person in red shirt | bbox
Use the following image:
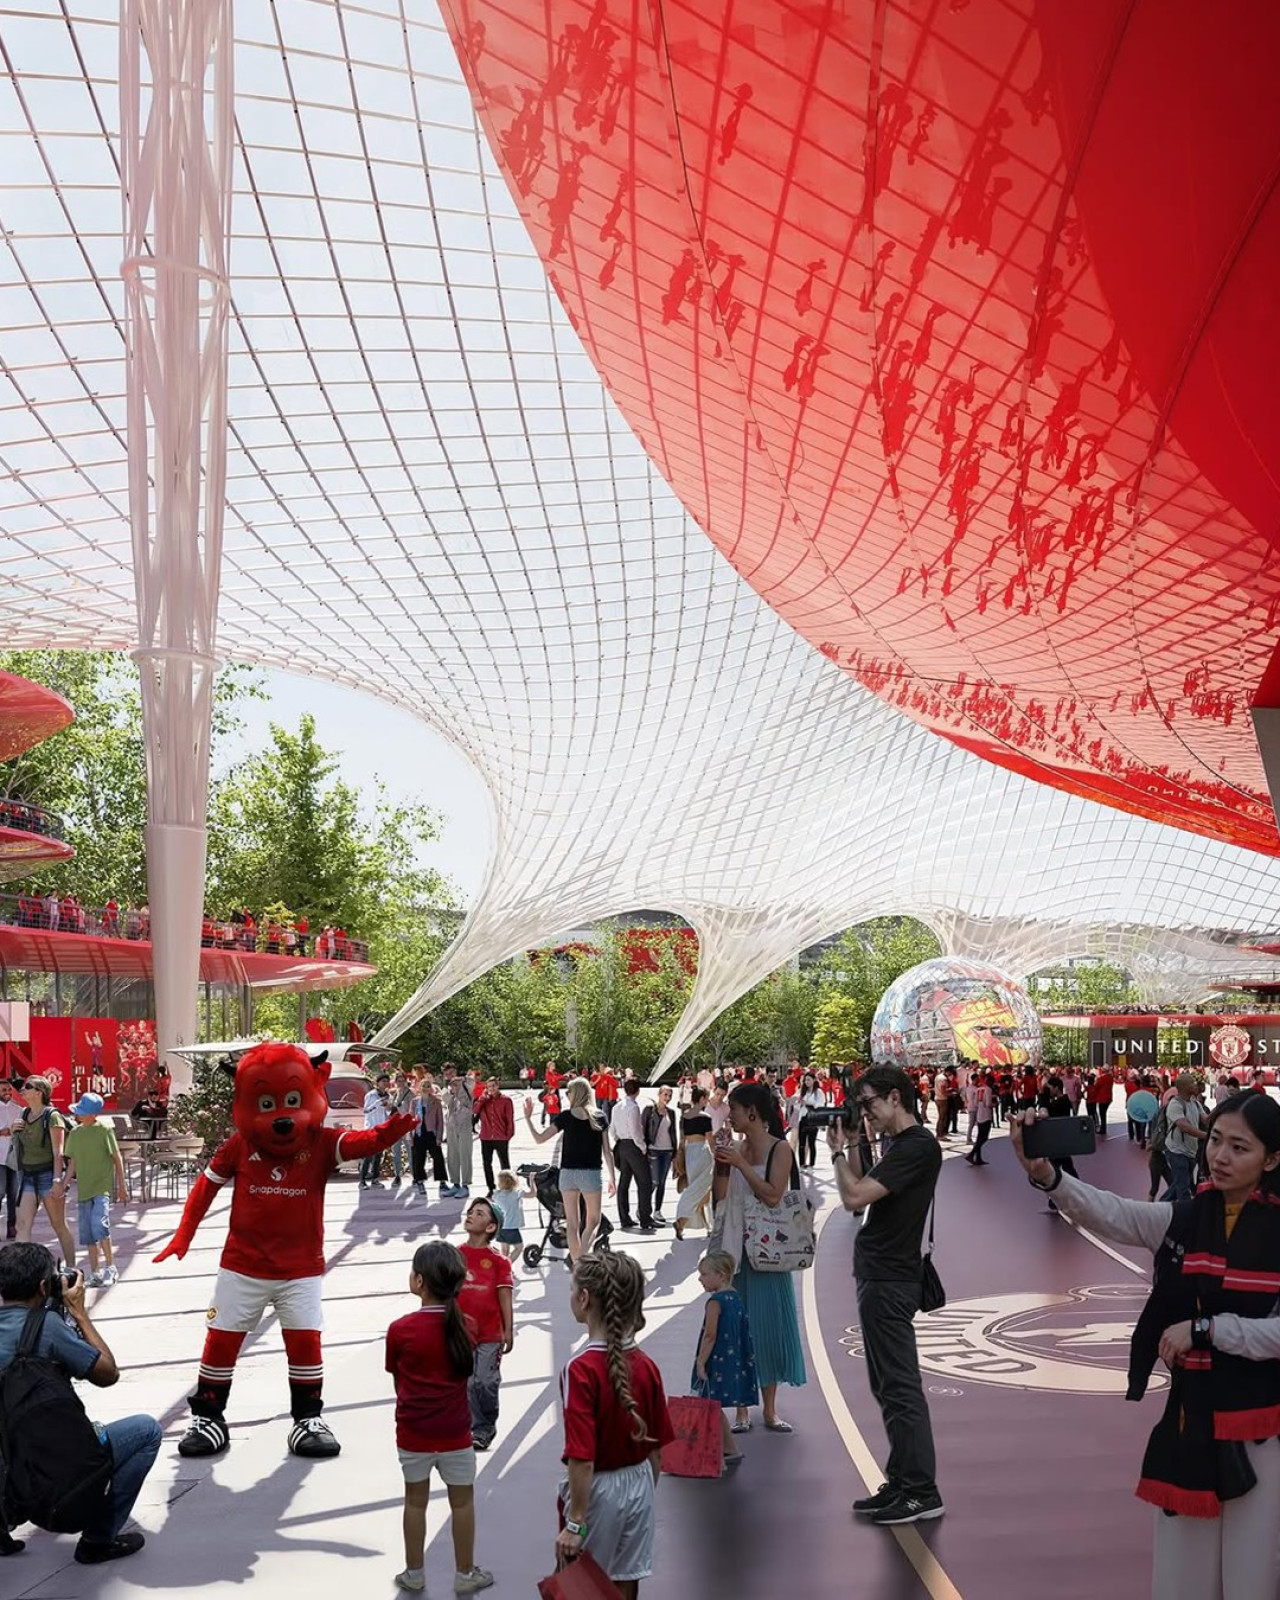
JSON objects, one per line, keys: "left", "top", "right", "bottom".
{"left": 385, "top": 1241, "right": 493, "bottom": 1595}
{"left": 557, "top": 1252, "right": 674, "bottom": 1598}
{"left": 592, "top": 1065, "right": 620, "bottom": 1126}
{"left": 458, "top": 1200, "right": 514, "bottom": 1453}
{"left": 1088, "top": 1068, "right": 1116, "bottom": 1137}
{"left": 475, "top": 1079, "right": 515, "bottom": 1195}
{"left": 541, "top": 1060, "right": 562, "bottom": 1127}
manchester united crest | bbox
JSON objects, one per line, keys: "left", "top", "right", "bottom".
{"left": 1209, "top": 1024, "right": 1251, "bottom": 1069}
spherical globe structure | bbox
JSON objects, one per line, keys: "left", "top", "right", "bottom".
{"left": 871, "top": 959, "right": 1042, "bottom": 1073}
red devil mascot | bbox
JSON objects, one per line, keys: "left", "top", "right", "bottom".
{"left": 155, "top": 1042, "right": 415, "bottom": 1459}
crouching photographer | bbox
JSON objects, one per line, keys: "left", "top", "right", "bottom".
{"left": 0, "top": 1241, "right": 161, "bottom": 1563}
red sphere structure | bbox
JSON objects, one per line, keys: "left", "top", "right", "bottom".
{"left": 442, "top": 0, "right": 1280, "bottom": 851}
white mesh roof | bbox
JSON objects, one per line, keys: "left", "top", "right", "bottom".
{"left": 2, "top": 0, "right": 1280, "bottom": 1068}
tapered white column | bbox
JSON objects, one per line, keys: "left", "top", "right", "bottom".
{"left": 120, "top": 0, "right": 233, "bottom": 1090}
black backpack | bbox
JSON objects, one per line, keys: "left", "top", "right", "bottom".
{"left": 0, "top": 1308, "right": 113, "bottom": 1533}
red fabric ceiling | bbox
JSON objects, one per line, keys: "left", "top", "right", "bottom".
{"left": 441, "top": 0, "right": 1280, "bottom": 852}
{"left": 0, "top": 670, "right": 73, "bottom": 763}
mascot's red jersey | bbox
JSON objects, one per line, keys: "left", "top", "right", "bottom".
{"left": 156, "top": 1041, "right": 415, "bottom": 1275}
{"left": 205, "top": 1129, "right": 345, "bottom": 1279}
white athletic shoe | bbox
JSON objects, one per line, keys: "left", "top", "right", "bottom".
{"left": 454, "top": 1569, "right": 494, "bottom": 1594}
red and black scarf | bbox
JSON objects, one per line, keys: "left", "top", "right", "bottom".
{"left": 1128, "top": 1185, "right": 1280, "bottom": 1517}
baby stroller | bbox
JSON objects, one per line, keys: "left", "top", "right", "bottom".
{"left": 517, "top": 1163, "right": 612, "bottom": 1268}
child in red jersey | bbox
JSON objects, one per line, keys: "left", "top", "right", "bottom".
{"left": 458, "top": 1199, "right": 514, "bottom": 1453}
{"left": 385, "top": 1242, "right": 493, "bottom": 1595}
{"left": 556, "top": 1251, "right": 674, "bottom": 1599}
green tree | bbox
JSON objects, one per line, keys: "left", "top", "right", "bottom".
{"left": 417, "top": 956, "right": 567, "bottom": 1076}
{"left": 209, "top": 714, "right": 460, "bottom": 1041}
{"left": 811, "top": 917, "right": 942, "bottom": 1048}
{"left": 0, "top": 649, "right": 260, "bottom": 905}
{"left": 810, "top": 993, "right": 867, "bottom": 1069}
{"left": 567, "top": 929, "right": 691, "bottom": 1078}
{"left": 691, "top": 979, "right": 776, "bottom": 1072}
{"left": 1030, "top": 959, "right": 1138, "bottom": 1013}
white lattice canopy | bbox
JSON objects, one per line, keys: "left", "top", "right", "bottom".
{"left": 2, "top": 0, "right": 1280, "bottom": 1075}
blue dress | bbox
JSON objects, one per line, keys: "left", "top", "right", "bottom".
{"left": 691, "top": 1289, "right": 759, "bottom": 1407}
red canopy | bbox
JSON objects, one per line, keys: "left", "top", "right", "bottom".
{"left": 445, "top": 0, "right": 1280, "bottom": 850}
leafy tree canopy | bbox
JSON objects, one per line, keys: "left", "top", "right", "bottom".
{"left": 0, "top": 649, "right": 260, "bottom": 906}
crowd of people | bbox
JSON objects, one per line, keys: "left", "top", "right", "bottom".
{"left": 7, "top": 1049, "right": 1280, "bottom": 1599}
{"left": 200, "top": 910, "right": 364, "bottom": 959}
{"left": 2, "top": 891, "right": 364, "bottom": 959}
{"left": 0, "top": 797, "right": 63, "bottom": 839}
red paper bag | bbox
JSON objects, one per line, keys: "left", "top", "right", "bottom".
{"left": 538, "top": 1551, "right": 623, "bottom": 1599}
{"left": 660, "top": 1393, "right": 724, "bottom": 1478}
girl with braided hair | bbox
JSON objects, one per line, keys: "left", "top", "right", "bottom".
{"left": 556, "top": 1251, "right": 674, "bottom": 1598}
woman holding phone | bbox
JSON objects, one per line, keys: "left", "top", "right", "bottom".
{"left": 1011, "top": 1092, "right": 1280, "bottom": 1600}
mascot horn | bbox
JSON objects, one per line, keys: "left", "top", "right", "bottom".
{"left": 155, "top": 1042, "right": 415, "bottom": 1459}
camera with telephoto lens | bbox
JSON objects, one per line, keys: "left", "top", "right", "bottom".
{"left": 804, "top": 1104, "right": 854, "bottom": 1128}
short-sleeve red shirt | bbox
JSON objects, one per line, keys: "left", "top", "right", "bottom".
{"left": 385, "top": 1306, "right": 472, "bottom": 1452}
{"left": 560, "top": 1343, "right": 674, "bottom": 1470}
{"left": 206, "top": 1126, "right": 345, "bottom": 1280}
{"left": 458, "top": 1244, "right": 514, "bottom": 1345}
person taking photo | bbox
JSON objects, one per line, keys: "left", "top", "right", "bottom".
{"left": 0, "top": 1241, "right": 161, "bottom": 1564}
{"left": 826, "top": 1066, "right": 943, "bottom": 1526}
{"left": 1010, "top": 1093, "right": 1280, "bottom": 1600}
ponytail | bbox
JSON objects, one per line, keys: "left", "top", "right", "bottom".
{"left": 573, "top": 1252, "right": 649, "bottom": 1443}
{"left": 411, "top": 1241, "right": 475, "bottom": 1378}
{"left": 728, "top": 1080, "right": 784, "bottom": 1138}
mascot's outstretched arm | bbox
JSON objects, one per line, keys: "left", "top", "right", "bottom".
{"left": 154, "top": 1169, "right": 222, "bottom": 1263}
{"left": 338, "top": 1111, "right": 416, "bottom": 1160}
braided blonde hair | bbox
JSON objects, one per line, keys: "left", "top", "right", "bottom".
{"left": 574, "top": 1251, "right": 650, "bottom": 1442}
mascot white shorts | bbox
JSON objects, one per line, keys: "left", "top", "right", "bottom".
{"left": 207, "top": 1269, "right": 324, "bottom": 1333}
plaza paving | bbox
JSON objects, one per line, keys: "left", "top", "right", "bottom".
{"left": 6, "top": 1109, "right": 1164, "bottom": 1599}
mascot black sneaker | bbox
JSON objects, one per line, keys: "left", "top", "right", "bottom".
{"left": 288, "top": 1417, "right": 341, "bottom": 1457}
{"left": 178, "top": 1416, "right": 230, "bottom": 1457}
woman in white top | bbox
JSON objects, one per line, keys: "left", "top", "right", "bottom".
{"left": 796, "top": 1073, "right": 827, "bottom": 1170}
{"left": 964, "top": 1073, "right": 994, "bottom": 1166}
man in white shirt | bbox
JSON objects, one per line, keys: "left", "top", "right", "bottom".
{"left": 360, "top": 1074, "right": 391, "bottom": 1189}
{"left": 0, "top": 1081, "right": 21, "bottom": 1239}
{"left": 611, "top": 1078, "right": 654, "bottom": 1232}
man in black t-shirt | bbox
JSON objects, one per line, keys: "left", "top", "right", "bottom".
{"left": 828, "top": 1065, "right": 943, "bottom": 1527}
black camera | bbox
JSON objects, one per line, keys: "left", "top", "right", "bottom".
{"left": 47, "top": 1267, "right": 80, "bottom": 1309}
{"left": 804, "top": 1104, "right": 853, "bottom": 1128}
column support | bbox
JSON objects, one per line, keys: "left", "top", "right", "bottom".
{"left": 120, "top": 0, "right": 233, "bottom": 1090}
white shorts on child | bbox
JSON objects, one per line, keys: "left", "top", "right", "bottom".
{"left": 206, "top": 1269, "right": 323, "bottom": 1332}
{"left": 398, "top": 1446, "right": 475, "bottom": 1486}
{"left": 558, "top": 1460, "right": 655, "bottom": 1582}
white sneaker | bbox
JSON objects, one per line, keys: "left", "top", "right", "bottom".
{"left": 101, "top": 1266, "right": 118, "bottom": 1286}
{"left": 395, "top": 1570, "right": 426, "bottom": 1592}
{"left": 454, "top": 1570, "right": 493, "bottom": 1595}
{"left": 85, "top": 1271, "right": 104, "bottom": 1288}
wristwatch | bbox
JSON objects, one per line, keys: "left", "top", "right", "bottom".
{"left": 1027, "top": 1166, "right": 1063, "bottom": 1193}
{"left": 1191, "top": 1315, "right": 1214, "bottom": 1351}
{"left": 563, "top": 1518, "right": 588, "bottom": 1538}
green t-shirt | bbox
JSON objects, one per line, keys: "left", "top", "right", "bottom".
{"left": 13, "top": 1108, "right": 65, "bottom": 1172}
{"left": 64, "top": 1123, "right": 120, "bottom": 1199}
